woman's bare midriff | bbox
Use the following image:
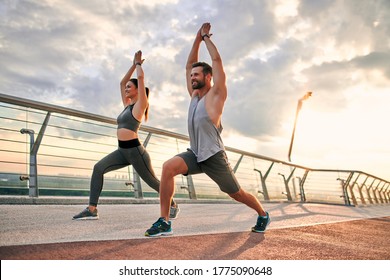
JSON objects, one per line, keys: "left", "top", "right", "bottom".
{"left": 117, "top": 128, "right": 138, "bottom": 141}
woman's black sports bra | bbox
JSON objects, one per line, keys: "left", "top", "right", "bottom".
{"left": 117, "top": 104, "right": 141, "bottom": 132}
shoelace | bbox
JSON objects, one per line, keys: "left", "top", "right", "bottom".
{"left": 152, "top": 219, "right": 164, "bottom": 228}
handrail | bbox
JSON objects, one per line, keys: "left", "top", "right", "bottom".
{"left": 310, "top": 168, "right": 387, "bottom": 183}
{"left": 1, "top": 92, "right": 389, "bottom": 205}
{"left": 2, "top": 92, "right": 388, "bottom": 180}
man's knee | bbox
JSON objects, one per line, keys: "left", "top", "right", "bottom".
{"left": 162, "top": 161, "right": 175, "bottom": 178}
{"left": 162, "top": 157, "right": 187, "bottom": 178}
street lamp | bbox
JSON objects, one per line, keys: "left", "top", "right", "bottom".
{"left": 287, "top": 92, "right": 312, "bottom": 162}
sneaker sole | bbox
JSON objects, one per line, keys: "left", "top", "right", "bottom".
{"left": 72, "top": 216, "right": 99, "bottom": 220}
{"left": 145, "top": 230, "right": 173, "bottom": 237}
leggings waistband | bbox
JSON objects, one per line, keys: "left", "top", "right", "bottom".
{"left": 118, "top": 139, "right": 141, "bottom": 149}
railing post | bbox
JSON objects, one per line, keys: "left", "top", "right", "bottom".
{"left": 372, "top": 181, "right": 381, "bottom": 204}
{"left": 338, "top": 172, "right": 353, "bottom": 206}
{"left": 377, "top": 182, "right": 385, "bottom": 204}
{"left": 381, "top": 183, "right": 389, "bottom": 203}
{"left": 297, "top": 169, "right": 309, "bottom": 202}
{"left": 385, "top": 183, "right": 390, "bottom": 203}
{"left": 186, "top": 175, "right": 197, "bottom": 200}
{"left": 357, "top": 176, "right": 369, "bottom": 205}
{"left": 254, "top": 162, "right": 273, "bottom": 201}
{"left": 132, "top": 133, "right": 153, "bottom": 199}
{"left": 348, "top": 185, "right": 358, "bottom": 205}
{"left": 180, "top": 175, "right": 197, "bottom": 199}
{"left": 278, "top": 168, "right": 295, "bottom": 201}
{"left": 233, "top": 154, "right": 244, "bottom": 173}
{"left": 289, "top": 167, "right": 298, "bottom": 199}
{"left": 20, "top": 112, "right": 51, "bottom": 197}
{"left": 20, "top": 129, "right": 36, "bottom": 197}
{"left": 347, "top": 173, "right": 360, "bottom": 206}
{"left": 363, "top": 183, "right": 372, "bottom": 204}
{"left": 355, "top": 183, "right": 366, "bottom": 205}
{"left": 366, "top": 179, "right": 375, "bottom": 204}
{"left": 132, "top": 168, "right": 143, "bottom": 199}
{"left": 338, "top": 179, "right": 348, "bottom": 205}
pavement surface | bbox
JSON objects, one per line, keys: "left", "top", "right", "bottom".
{"left": 0, "top": 199, "right": 389, "bottom": 260}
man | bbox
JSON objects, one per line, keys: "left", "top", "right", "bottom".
{"left": 145, "top": 23, "right": 270, "bottom": 237}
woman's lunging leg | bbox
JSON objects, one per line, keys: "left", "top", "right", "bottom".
{"left": 89, "top": 149, "right": 129, "bottom": 207}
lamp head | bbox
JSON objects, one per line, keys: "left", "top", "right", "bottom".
{"left": 301, "top": 92, "right": 312, "bottom": 101}
{"left": 20, "top": 129, "right": 35, "bottom": 135}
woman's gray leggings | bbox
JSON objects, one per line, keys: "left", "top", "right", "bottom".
{"left": 89, "top": 144, "right": 160, "bottom": 206}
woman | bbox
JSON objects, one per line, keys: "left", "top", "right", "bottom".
{"left": 73, "top": 50, "right": 179, "bottom": 220}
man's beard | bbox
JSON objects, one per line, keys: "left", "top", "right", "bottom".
{"left": 192, "top": 79, "right": 205, "bottom": 89}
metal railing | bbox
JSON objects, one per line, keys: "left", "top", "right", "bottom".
{"left": 1, "top": 92, "right": 389, "bottom": 205}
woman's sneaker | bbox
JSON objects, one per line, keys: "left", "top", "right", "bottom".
{"left": 145, "top": 217, "right": 172, "bottom": 237}
{"left": 72, "top": 207, "right": 99, "bottom": 220}
{"left": 169, "top": 204, "right": 180, "bottom": 219}
{"left": 251, "top": 212, "right": 270, "bottom": 233}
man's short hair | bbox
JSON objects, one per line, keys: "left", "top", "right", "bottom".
{"left": 192, "top": 62, "right": 212, "bottom": 76}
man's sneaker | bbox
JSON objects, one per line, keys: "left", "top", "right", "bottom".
{"left": 72, "top": 207, "right": 99, "bottom": 220}
{"left": 252, "top": 212, "right": 270, "bottom": 233}
{"left": 145, "top": 217, "right": 172, "bottom": 237}
{"left": 169, "top": 203, "right": 180, "bottom": 219}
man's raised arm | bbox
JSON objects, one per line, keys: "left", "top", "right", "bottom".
{"left": 185, "top": 25, "right": 203, "bottom": 96}
{"left": 201, "top": 23, "right": 227, "bottom": 99}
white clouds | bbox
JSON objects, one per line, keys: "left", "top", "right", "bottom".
{"left": 274, "top": 0, "right": 299, "bottom": 19}
{"left": 0, "top": 0, "right": 389, "bottom": 179}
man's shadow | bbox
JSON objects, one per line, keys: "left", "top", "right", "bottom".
{"left": 209, "top": 232, "right": 266, "bottom": 260}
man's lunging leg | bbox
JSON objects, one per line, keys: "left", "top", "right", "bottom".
{"left": 229, "top": 189, "right": 266, "bottom": 216}
{"left": 229, "top": 189, "right": 271, "bottom": 233}
{"left": 145, "top": 156, "right": 188, "bottom": 237}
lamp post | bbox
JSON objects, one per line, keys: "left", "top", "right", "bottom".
{"left": 287, "top": 92, "right": 312, "bottom": 162}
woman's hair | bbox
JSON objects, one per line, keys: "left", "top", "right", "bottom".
{"left": 130, "top": 78, "right": 150, "bottom": 121}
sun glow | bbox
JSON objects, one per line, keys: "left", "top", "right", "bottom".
{"left": 283, "top": 88, "right": 390, "bottom": 179}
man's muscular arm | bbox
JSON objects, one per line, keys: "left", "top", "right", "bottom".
{"left": 186, "top": 25, "right": 203, "bottom": 96}
{"left": 201, "top": 23, "right": 227, "bottom": 101}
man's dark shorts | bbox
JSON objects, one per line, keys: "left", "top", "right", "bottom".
{"left": 176, "top": 149, "right": 240, "bottom": 194}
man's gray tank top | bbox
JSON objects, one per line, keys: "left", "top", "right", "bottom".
{"left": 188, "top": 95, "right": 225, "bottom": 162}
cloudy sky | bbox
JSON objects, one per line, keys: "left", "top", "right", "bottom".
{"left": 1, "top": 0, "right": 389, "bottom": 180}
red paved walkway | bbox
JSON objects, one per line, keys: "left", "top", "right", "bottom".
{"left": 1, "top": 216, "right": 389, "bottom": 260}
